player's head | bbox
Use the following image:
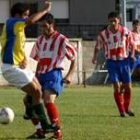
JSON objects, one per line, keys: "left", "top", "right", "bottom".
{"left": 41, "top": 13, "right": 55, "bottom": 26}
{"left": 10, "top": 2, "right": 30, "bottom": 19}
{"left": 132, "top": 19, "right": 140, "bottom": 31}
{"left": 132, "top": 19, "right": 140, "bottom": 25}
{"left": 40, "top": 13, "right": 56, "bottom": 36}
{"left": 108, "top": 11, "right": 120, "bottom": 31}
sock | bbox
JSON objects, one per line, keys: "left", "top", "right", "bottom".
{"left": 114, "top": 92, "right": 125, "bottom": 113}
{"left": 25, "top": 106, "right": 34, "bottom": 118}
{"left": 124, "top": 91, "right": 131, "bottom": 112}
{"left": 55, "top": 129, "right": 62, "bottom": 138}
{"left": 31, "top": 117, "right": 40, "bottom": 125}
{"left": 33, "top": 103, "right": 50, "bottom": 129}
{"left": 120, "top": 85, "right": 125, "bottom": 94}
{"left": 45, "top": 103, "right": 60, "bottom": 127}
{"left": 31, "top": 117, "right": 42, "bottom": 132}
{"left": 46, "top": 103, "right": 61, "bottom": 137}
{"left": 24, "top": 95, "right": 34, "bottom": 117}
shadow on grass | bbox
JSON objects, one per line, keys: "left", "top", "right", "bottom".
{"left": 0, "top": 138, "right": 49, "bottom": 140}
{"left": 63, "top": 114, "right": 128, "bottom": 118}
{"left": 0, "top": 138, "right": 26, "bottom": 140}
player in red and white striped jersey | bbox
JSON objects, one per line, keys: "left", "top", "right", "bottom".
{"left": 31, "top": 30, "right": 76, "bottom": 76}
{"left": 92, "top": 11, "right": 135, "bottom": 117}
{"left": 26, "top": 13, "right": 77, "bottom": 139}
{"left": 129, "top": 19, "right": 140, "bottom": 75}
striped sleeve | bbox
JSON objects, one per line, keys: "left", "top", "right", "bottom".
{"left": 95, "top": 34, "right": 104, "bottom": 50}
{"left": 128, "top": 31, "right": 136, "bottom": 49}
{"left": 63, "top": 38, "right": 77, "bottom": 60}
{"left": 30, "top": 41, "right": 39, "bottom": 61}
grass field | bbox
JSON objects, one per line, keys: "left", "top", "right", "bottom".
{"left": 0, "top": 85, "right": 140, "bottom": 140}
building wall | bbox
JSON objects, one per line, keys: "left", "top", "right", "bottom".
{"left": 126, "top": 0, "right": 140, "bottom": 29}
{"left": 69, "top": 0, "right": 116, "bottom": 24}
{"left": 10, "top": 0, "right": 116, "bottom": 24}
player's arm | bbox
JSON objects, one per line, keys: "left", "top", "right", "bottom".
{"left": 129, "top": 32, "right": 136, "bottom": 61}
{"left": 92, "top": 35, "right": 102, "bottom": 64}
{"left": 63, "top": 59, "right": 77, "bottom": 84}
{"left": 92, "top": 47, "right": 99, "bottom": 64}
{"left": 63, "top": 39, "right": 77, "bottom": 84}
{"left": 19, "top": 55, "right": 28, "bottom": 69}
{"left": 30, "top": 46, "right": 39, "bottom": 62}
{"left": 0, "top": 25, "right": 6, "bottom": 51}
{"left": 26, "top": 1, "right": 51, "bottom": 25}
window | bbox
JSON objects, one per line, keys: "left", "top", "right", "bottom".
{"left": 51, "top": 0, "right": 69, "bottom": 23}
{"left": 126, "top": 8, "right": 135, "bottom": 22}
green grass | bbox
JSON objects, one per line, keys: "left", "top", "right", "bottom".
{"left": 0, "top": 85, "right": 140, "bottom": 140}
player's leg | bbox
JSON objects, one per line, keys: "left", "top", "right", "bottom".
{"left": 23, "top": 94, "right": 47, "bottom": 139}
{"left": 113, "top": 82, "right": 126, "bottom": 117}
{"left": 106, "top": 60, "right": 125, "bottom": 117}
{"left": 38, "top": 69, "right": 63, "bottom": 139}
{"left": 23, "top": 94, "right": 34, "bottom": 120}
{"left": 123, "top": 82, "right": 134, "bottom": 116}
{"left": 2, "top": 66, "right": 54, "bottom": 134}
{"left": 44, "top": 91, "right": 62, "bottom": 139}
{"left": 21, "top": 74, "right": 53, "bottom": 131}
{"left": 121, "top": 59, "right": 135, "bottom": 116}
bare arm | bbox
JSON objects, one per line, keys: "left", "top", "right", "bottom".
{"left": 129, "top": 33, "right": 136, "bottom": 61}
{"left": 19, "top": 54, "right": 28, "bottom": 69}
{"left": 63, "top": 59, "right": 76, "bottom": 84}
{"left": 26, "top": 1, "right": 51, "bottom": 25}
{"left": 92, "top": 47, "right": 99, "bottom": 64}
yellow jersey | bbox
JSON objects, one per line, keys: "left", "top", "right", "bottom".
{"left": 0, "top": 18, "right": 27, "bottom": 65}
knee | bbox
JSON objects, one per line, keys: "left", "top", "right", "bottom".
{"left": 32, "top": 86, "right": 42, "bottom": 98}
{"left": 125, "top": 87, "right": 131, "bottom": 93}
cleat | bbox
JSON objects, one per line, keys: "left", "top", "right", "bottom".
{"left": 48, "top": 127, "right": 62, "bottom": 140}
{"left": 120, "top": 112, "right": 128, "bottom": 117}
{"left": 126, "top": 110, "right": 135, "bottom": 117}
{"left": 48, "top": 134, "right": 62, "bottom": 140}
{"left": 44, "top": 125, "right": 60, "bottom": 133}
{"left": 23, "top": 114, "right": 32, "bottom": 120}
{"left": 26, "top": 131, "right": 46, "bottom": 139}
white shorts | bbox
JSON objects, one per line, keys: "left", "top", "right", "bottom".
{"left": 1, "top": 64, "right": 34, "bottom": 88}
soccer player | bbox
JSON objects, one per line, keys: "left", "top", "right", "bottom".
{"left": 0, "top": 1, "right": 54, "bottom": 137}
{"left": 25, "top": 13, "right": 77, "bottom": 139}
{"left": 120, "top": 20, "right": 140, "bottom": 94}
{"left": 129, "top": 19, "right": 140, "bottom": 75}
{"left": 92, "top": 11, "right": 135, "bottom": 117}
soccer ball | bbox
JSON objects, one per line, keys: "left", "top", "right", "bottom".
{"left": 0, "top": 107, "right": 14, "bottom": 124}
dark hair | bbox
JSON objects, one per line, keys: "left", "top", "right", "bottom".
{"left": 40, "top": 13, "right": 55, "bottom": 25}
{"left": 132, "top": 19, "right": 140, "bottom": 25}
{"left": 10, "top": 2, "right": 30, "bottom": 17}
{"left": 108, "top": 11, "right": 120, "bottom": 19}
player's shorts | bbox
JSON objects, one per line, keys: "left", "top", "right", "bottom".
{"left": 106, "top": 58, "right": 131, "bottom": 83}
{"left": 129, "top": 54, "right": 140, "bottom": 70}
{"left": 37, "top": 69, "right": 64, "bottom": 96}
{"left": 1, "top": 63, "right": 34, "bottom": 88}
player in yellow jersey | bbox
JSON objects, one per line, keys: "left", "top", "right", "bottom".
{"left": 0, "top": 1, "right": 55, "bottom": 139}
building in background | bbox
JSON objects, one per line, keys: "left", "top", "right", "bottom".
{"left": 126, "top": 0, "right": 140, "bottom": 29}
{"left": 0, "top": 0, "right": 117, "bottom": 40}
{"left": 0, "top": 0, "right": 140, "bottom": 40}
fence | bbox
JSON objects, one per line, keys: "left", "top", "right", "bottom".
{"left": 0, "top": 38, "right": 83, "bottom": 85}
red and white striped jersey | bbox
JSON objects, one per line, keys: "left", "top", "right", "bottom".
{"left": 131, "top": 32, "right": 140, "bottom": 52}
{"left": 95, "top": 25, "right": 134, "bottom": 60}
{"left": 30, "top": 31, "right": 77, "bottom": 74}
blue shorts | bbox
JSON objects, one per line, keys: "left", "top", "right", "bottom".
{"left": 37, "top": 69, "right": 64, "bottom": 96}
{"left": 106, "top": 58, "right": 131, "bottom": 83}
{"left": 129, "top": 54, "right": 140, "bottom": 70}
